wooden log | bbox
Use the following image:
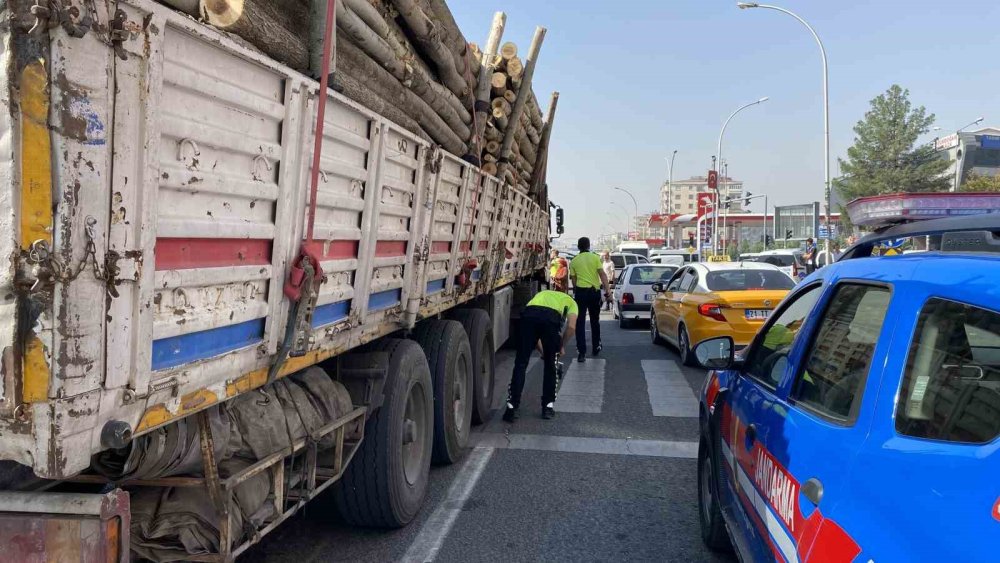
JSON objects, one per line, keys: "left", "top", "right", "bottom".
{"left": 503, "top": 89, "right": 517, "bottom": 104}
{"left": 491, "top": 97, "right": 511, "bottom": 117}
{"left": 472, "top": 12, "right": 506, "bottom": 163}
{"left": 493, "top": 113, "right": 509, "bottom": 131}
{"left": 529, "top": 91, "right": 559, "bottom": 195}
{"left": 484, "top": 124, "right": 502, "bottom": 142}
{"left": 490, "top": 72, "right": 508, "bottom": 97}
{"left": 507, "top": 56, "right": 524, "bottom": 79}
{"left": 422, "top": 0, "right": 471, "bottom": 65}
{"left": 482, "top": 162, "right": 498, "bottom": 176}
{"left": 499, "top": 27, "right": 545, "bottom": 181}
{"left": 338, "top": 36, "right": 466, "bottom": 154}
{"left": 307, "top": 0, "right": 336, "bottom": 79}
{"left": 500, "top": 41, "right": 517, "bottom": 62}
{"left": 390, "top": 0, "right": 473, "bottom": 105}
{"left": 336, "top": 64, "right": 428, "bottom": 143}
{"left": 336, "top": 2, "right": 471, "bottom": 141}
{"left": 485, "top": 140, "right": 501, "bottom": 155}
{"left": 482, "top": 153, "right": 497, "bottom": 163}
{"left": 198, "top": 0, "right": 310, "bottom": 71}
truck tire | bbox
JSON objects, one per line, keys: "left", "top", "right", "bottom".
{"left": 411, "top": 320, "right": 473, "bottom": 465}
{"left": 448, "top": 308, "right": 496, "bottom": 425}
{"left": 333, "top": 339, "right": 433, "bottom": 528}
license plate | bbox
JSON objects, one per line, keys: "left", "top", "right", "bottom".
{"left": 745, "top": 309, "right": 771, "bottom": 320}
{"left": 644, "top": 294, "right": 653, "bottom": 302}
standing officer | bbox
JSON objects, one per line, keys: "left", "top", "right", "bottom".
{"left": 504, "top": 288, "right": 578, "bottom": 421}
{"left": 803, "top": 237, "right": 818, "bottom": 274}
{"left": 569, "top": 237, "right": 611, "bottom": 362}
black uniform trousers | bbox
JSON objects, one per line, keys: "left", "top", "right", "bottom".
{"left": 507, "top": 306, "right": 562, "bottom": 409}
{"left": 574, "top": 287, "right": 602, "bottom": 354}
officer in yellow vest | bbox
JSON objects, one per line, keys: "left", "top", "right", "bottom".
{"left": 504, "top": 288, "right": 579, "bottom": 421}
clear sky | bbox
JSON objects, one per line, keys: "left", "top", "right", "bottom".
{"left": 449, "top": 1, "right": 1000, "bottom": 241}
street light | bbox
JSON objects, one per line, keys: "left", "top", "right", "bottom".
{"left": 607, "top": 209, "right": 628, "bottom": 238}
{"left": 614, "top": 187, "right": 639, "bottom": 239}
{"left": 665, "top": 151, "right": 678, "bottom": 247}
{"left": 737, "top": 2, "right": 831, "bottom": 257}
{"left": 959, "top": 117, "right": 985, "bottom": 132}
{"left": 715, "top": 97, "right": 768, "bottom": 253}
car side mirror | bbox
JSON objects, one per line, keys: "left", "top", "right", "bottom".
{"left": 694, "top": 337, "right": 737, "bottom": 370}
{"left": 651, "top": 282, "right": 664, "bottom": 293}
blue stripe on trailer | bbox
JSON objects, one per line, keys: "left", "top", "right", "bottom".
{"left": 152, "top": 318, "right": 265, "bottom": 371}
{"left": 425, "top": 278, "right": 446, "bottom": 294}
{"left": 471, "top": 270, "right": 482, "bottom": 281}
{"left": 312, "top": 300, "right": 351, "bottom": 328}
{"left": 369, "top": 288, "right": 402, "bottom": 311}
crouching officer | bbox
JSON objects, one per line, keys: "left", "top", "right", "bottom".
{"left": 504, "top": 289, "right": 578, "bottom": 422}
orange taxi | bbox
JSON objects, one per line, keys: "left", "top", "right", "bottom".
{"left": 650, "top": 261, "right": 795, "bottom": 365}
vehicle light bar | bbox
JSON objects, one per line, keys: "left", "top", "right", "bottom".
{"left": 846, "top": 192, "right": 1000, "bottom": 228}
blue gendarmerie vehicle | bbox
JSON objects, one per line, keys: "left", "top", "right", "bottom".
{"left": 694, "top": 194, "right": 1000, "bottom": 562}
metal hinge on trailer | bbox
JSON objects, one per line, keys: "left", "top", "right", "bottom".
{"left": 22, "top": 216, "right": 139, "bottom": 298}
{"left": 28, "top": 0, "right": 94, "bottom": 37}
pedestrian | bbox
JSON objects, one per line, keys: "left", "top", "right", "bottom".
{"left": 601, "top": 252, "right": 615, "bottom": 311}
{"left": 569, "top": 237, "right": 612, "bottom": 362}
{"left": 803, "top": 237, "right": 818, "bottom": 274}
{"left": 503, "top": 288, "right": 578, "bottom": 422}
{"left": 548, "top": 249, "right": 561, "bottom": 288}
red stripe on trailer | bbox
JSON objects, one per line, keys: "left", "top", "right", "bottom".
{"left": 302, "top": 240, "right": 359, "bottom": 260}
{"left": 431, "top": 241, "right": 451, "bottom": 254}
{"left": 459, "top": 241, "right": 472, "bottom": 252}
{"left": 479, "top": 241, "right": 489, "bottom": 250}
{"left": 375, "top": 240, "right": 407, "bottom": 257}
{"left": 155, "top": 238, "right": 271, "bottom": 270}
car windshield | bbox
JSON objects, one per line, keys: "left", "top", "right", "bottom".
{"left": 705, "top": 269, "right": 795, "bottom": 291}
{"left": 628, "top": 266, "right": 679, "bottom": 285}
{"left": 746, "top": 254, "right": 797, "bottom": 267}
{"left": 610, "top": 255, "right": 625, "bottom": 268}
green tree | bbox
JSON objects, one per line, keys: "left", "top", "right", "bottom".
{"left": 834, "top": 85, "right": 949, "bottom": 201}
{"left": 961, "top": 173, "right": 1000, "bottom": 192}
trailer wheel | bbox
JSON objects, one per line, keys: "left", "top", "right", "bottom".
{"left": 447, "top": 308, "right": 495, "bottom": 425}
{"left": 411, "top": 320, "right": 473, "bottom": 465}
{"left": 333, "top": 339, "right": 433, "bottom": 528}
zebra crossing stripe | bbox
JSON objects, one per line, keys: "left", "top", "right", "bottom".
{"left": 641, "top": 359, "right": 698, "bottom": 417}
{"left": 556, "top": 359, "right": 605, "bottom": 413}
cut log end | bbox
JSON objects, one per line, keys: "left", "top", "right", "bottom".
{"left": 500, "top": 41, "right": 518, "bottom": 61}
{"left": 201, "top": 0, "right": 244, "bottom": 28}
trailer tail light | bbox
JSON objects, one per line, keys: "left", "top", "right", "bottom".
{"left": 698, "top": 303, "right": 727, "bottom": 322}
{"left": 622, "top": 292, "right": 634, "bottom": 305}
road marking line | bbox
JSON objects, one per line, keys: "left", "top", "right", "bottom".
{"left": 557, "top": 358, "right": 605, "bottom": 413}
{"left": 472, "top": 432, "right": 697, "bottom": 459}
{"left": 641, "top": 359, "right": 699, "bottom": 417}
{"left": 401, "top": 446, "right": 495, "bottom": 563}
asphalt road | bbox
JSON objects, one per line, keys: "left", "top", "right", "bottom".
{"left": 244, "top": 311, "right": 735, "bottom": 563}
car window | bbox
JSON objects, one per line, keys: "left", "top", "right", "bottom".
{"left": 896, "top": 298, "right": 1000, "bottom": 444}
{"left": 615, "top": 269, "right": 626, "bottom": 285}
{"left": 629, "top": 266, "right": 679, "bottom": 285}
{"left": 666, "top": 268, "right": 687, "bottom": 292}
{"left": 610, "top": 255, "right": 625, "bottom": 268}
{"left": 790, "top": 285, "right": 891, "bottom": 423}
{"left": 638, "top": 256, "right": 649, "bottom": 263}
{"left": 705, "top": 269, "right": 795, "bottom": 291}
{"left": 625, "top": 255, "right": 637, "bottom": 265}
{"left": 745, "top": 284, "right": 823, "bottom": 388}
{"left": 679, "top": 269, "right": 698, "bottom": 293}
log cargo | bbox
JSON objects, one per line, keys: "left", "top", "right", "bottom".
{"left": 153, "top": 0, "right": 552, "bottom": 197}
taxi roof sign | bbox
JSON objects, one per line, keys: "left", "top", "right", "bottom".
{"left": 846, "top": 192, "right": 1000, "bottom": 229}
{"left": 707, "top": 254, "right": 731, "bottom": 263}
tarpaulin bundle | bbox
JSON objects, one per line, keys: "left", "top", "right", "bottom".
{"left": 104, "top": 368, "right": 355, "bottom": 561}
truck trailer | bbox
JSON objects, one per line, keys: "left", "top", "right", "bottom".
{"left": 0, "top": 1, "right": 552, "bottom": 559}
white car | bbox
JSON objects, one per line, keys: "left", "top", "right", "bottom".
{"left": 609, "top": 252, "right": 649, "bottom": 280}
{"left": 612, "top": 264, "right": 680, "bottom": 328}
{"left": 741, "top": 249, "right": 807, "bottom": 281}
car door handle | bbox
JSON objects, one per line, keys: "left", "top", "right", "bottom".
{"left": 802, "top": 478, "right": 824, "bottom": 506}
{"left": 745, "top": 423, "right": 757, "bottom": 443}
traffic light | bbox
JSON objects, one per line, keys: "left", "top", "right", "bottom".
{"left": 765, "top": 234, "right": 773, "bottom": 247}
{"left": 688, "top": 234, "right": 695, "bottom": 248}
{"left": 785, "top": 229, "right": 793, "bottom": 240}
{"left": 555, "top": 207, "right": 564, "bottom": 235}
{"left": 745, "top": 192, "right": 752, "bottom": 208}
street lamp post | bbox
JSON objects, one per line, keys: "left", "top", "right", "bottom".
{"left": 665, "top": 151, "right": 678, "bottom": 247}
{"left": 737, "top": 2, "right": 830, "bottom": 257}
{"left": 614, "top": 187, "right": 639, "bottom": 240}
{"left": 716, "top": 97, "right": 768, "bottom": 254}
{"left": 607, "top": 209, "right": 628, "bottom": 239}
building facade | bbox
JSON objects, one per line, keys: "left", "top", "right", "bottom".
{"left": 660, "top": 175, "right": 743, "bottom": 216}
{"left": 933, "top": 127, "right": 1000, "bottom": 190}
